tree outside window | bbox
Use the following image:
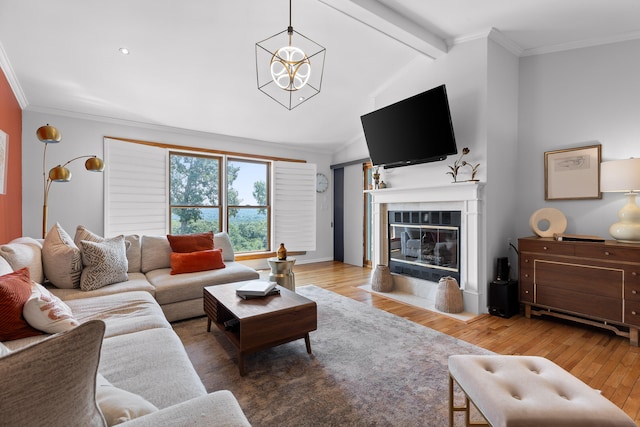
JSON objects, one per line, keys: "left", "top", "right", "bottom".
{"left": 227, "top": 159, "right": 270, "bottom": 253}
{"left": 169, "top": 153, "right": 222, "bottom": 234}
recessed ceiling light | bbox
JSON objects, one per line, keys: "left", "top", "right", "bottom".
{"left": 119, "top": 47, "right": 130, "bottom": 55}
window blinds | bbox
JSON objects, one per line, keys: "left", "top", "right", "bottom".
{"left": 104, "top": 138, "right": 168, "bottom": 236}
{"left": 273, "top": 161, "right": 317, "bottom": 251}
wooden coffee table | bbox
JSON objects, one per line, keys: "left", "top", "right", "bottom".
{"left": 203, "top": 281, "right": 317, "bottom": 375}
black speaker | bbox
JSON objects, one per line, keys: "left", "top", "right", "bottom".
{"left": 496, "top": 257, "right": 510, "bottom": 281}
{"left": 488, "top": 280, "right": 519, "bottom": 318}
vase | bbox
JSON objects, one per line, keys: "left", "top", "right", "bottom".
{"left": 434, "top": 276, "right": 464, "bottom": 313}
{"left": 277, "top": 243, "right": 287, "bottom": 260}
{"left": 371, "top": 264, "right": 393, "bottom": 292}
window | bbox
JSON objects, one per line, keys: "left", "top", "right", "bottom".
{"left": 227, "top": 158, "right": 270, "bottom": 253}
{"left": 105, "top": 137, "right": 316, "bottom": 257}
{"left": 169, "top": 153, "right": 221, "bottom": 234}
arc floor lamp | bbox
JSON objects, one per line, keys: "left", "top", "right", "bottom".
{"left": 37, "top": 124, "right": 105, "bottom": 238}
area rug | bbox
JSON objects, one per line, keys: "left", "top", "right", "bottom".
{"left": 174, "top": 285, "right": 491, "bottom": 426}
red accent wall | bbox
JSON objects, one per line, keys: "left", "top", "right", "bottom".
{"left": 0, "top": 67, "right": 22, "bottom": 244}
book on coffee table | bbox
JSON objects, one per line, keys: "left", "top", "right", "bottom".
{"left": 236, "top": 280, "right": 277, "bottom": 297}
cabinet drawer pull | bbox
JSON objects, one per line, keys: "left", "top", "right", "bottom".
{"left": 543, "top": 246, "right": 548, "bottom": 250}
{"left": 524, "top": 290, "right": 529, "bottom": 294}
{"left": 633, "top": 290, "right": 638, "bottom": 295}
{"left": 604, "top": 251, "right": 610, "bottom": 256}
{"left": 525, "top": 259, "right": 529, "bottom": 263}
{"left": 524, "top": 274, "right": 529, "bottom": 278}
{"left": 633, "top": 311, "right": 637, "bottom": 316}
{"left": 633, "top": 272, "right": 638, "bottom": 276}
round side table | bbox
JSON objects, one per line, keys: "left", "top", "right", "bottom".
{"left": 267, "top": 257, "right": 296, "bottom": 291}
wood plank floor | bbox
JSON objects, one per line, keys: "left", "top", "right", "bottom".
{"left": 288, "top": 261, "right": 640, "bottom": 424}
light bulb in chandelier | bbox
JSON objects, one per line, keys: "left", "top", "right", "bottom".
{"left": 270, "top": 45, "right": 311, "bottom": 91}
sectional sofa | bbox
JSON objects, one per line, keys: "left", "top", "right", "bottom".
{"left": 0, "top": 225, "right": 259, "bottom": 426}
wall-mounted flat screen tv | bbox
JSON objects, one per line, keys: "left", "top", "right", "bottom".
{"left": 360, "top": 84, "right": 457, "bottom": 168}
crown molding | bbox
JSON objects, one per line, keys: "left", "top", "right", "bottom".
{"left": 0, "top": 40, "right": 28, "bottom": 109}
{"left": 521, "top": 30, "right": 640, "bottom": 57}
{"left": 447, "top": 28, "right": 524, "bottom": 57}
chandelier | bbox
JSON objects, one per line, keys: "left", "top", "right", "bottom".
{"left": 256, "top": 0, "right": 326, "bottom": 110}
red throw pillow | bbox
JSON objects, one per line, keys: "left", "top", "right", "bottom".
{"left": 167, "top": 231, "right": 214, "bottom": 253}
{"left": 0, "top": 268, "right": 41, "bottom": 341}
{"left": 170, "top": 249, "right": 225, "bottom": 275}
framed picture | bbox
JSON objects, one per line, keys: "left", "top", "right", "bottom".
{"left": 544, "top": 144, "right": 602, "bottom": 200}
{"left": 0, "top": 130, "right": 7, "bottom": 195}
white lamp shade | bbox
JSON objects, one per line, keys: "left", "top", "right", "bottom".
{"left": 601, "top": 158, "right": 640, "bottom": 192}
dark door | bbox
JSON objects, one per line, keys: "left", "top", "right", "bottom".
{"left": 333, "top": 168, "right": 344, "bottom": 262}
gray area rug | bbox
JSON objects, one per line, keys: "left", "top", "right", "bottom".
{"left": 175, "top": 285, "right": 492, "bottom": 426}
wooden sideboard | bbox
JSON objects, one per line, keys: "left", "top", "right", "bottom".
{"left": 518, "top": 236, "right": 640, "bottom": 346}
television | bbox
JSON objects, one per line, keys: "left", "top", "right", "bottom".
{"left": 360, "top": 84, "right": 457, "bottom": 168}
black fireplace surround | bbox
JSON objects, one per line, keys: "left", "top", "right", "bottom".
{"left": 388, "top": 210, "right": 461, "bottom": 283}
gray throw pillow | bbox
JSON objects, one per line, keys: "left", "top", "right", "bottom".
{"left": 79, "top": 236, "right": 129, "bottom": 291}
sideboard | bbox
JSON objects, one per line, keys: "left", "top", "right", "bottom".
{"left": 518, "top": 236, "right": 640, "bottom": 346}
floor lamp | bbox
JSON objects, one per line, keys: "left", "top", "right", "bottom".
{"left": 37, "top": 125, "right": 105, "bottom": 238}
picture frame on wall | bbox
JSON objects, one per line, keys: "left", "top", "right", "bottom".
{"left": 0, "top": 130, "right": 7, "bottom": 195}
{"left": 544, "top": 144, "right": 602, "bottom": 200}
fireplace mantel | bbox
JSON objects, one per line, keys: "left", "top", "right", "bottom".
{"left": 366, "top": 182, "right": 483, "bottom": 204}
{"left": 367, "top": 182, "right": 486, "bottom": 314}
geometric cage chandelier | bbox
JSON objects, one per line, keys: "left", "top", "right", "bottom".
{"left": 255, "top": 0, "right": 326, "bottom": 110}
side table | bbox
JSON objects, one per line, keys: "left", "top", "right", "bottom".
{"left": 268, "top": 257, "right": 296, "bottom": 291}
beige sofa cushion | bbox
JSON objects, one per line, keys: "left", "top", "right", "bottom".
{"left": 0, "top": 237, "right": 44, "bottom": 283}
{"left": 65, "top": 291, "right": 171, "bottom": 338}
{"left": 42, "top": 223, "right": 82, "bottom": 289}
{"left": 214, "top": 232, "right": 235, "bottom": 262}
{"left": 116, "top": 391, "right": 251, "bottom": 427}
{"left": 146, "top": 263, "right": 259, "bottom": 305}
{"left": 49, "top": 272, "right": 154, "bottom": 301}
{"left": 140, "top": 235, "right": 171, "bottom": 273}
{"left": 96, "top": 373, "right": 159, "bottom": 426}
{"left": 99, "top": 328, "right": 206, "bottom": 409}
{"left": 125, "top": 235, "right": 142, "bottom": 273}
{"left": 0, "top": 320, "right": 107, "bottom": 427}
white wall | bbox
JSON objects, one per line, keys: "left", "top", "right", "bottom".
{"left": 486, "top": 38, "right": 520, "bottom": 281}
{"left": 517, "top": 39, "right": 640, "bottom": 242}
{"left": 23, "top": 110, "right": 334, "bottom": 264}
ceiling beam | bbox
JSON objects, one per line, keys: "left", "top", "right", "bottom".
{"left": 318, "top": 0, "right": 447, "bottom": 59}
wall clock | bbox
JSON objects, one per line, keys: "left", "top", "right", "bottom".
{"left": 316, "top": 173, "right": 329, "bottom": 193}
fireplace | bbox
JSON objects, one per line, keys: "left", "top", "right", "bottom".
{"left": 368, "top": 182, "right": 485, "bottom": 314}
{"left": 388, "top": 210, "right": 461, "bottom": 283}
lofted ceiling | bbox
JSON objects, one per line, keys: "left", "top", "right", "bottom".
{"left": 0, "top": 0, "right": 639, "bottom": 153}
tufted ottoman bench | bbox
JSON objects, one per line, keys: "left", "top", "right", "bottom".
{"left": 448, "top": 355, "right": 636, "bottom": 427}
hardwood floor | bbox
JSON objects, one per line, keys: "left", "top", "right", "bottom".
{"left": 288, "top": 261, "right": 640, "bottom": 424}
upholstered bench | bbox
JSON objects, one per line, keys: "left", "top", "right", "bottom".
{"left": 448, "top": 355, "right": 636, "bottom": 427}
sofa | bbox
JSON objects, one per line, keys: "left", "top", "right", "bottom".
{"left": 37, "top": 225, "right": 260, "bottom": 322}
{"left": 0, "top": 225, "right": 259, "bottom": 426}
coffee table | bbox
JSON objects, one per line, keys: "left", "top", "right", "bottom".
{"left": 203, "top": 281, "right": 317, "bottom": 375}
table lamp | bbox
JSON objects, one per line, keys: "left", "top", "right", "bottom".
{"left": 600, "top": 158, "right": 640, "bottom": 242}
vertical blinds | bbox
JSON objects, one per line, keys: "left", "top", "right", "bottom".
{"left": 104, "top": 138, "right": 168, "bottom": 236}
{"left": 104, "top": 138, "right": 317, "bottom": 252}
